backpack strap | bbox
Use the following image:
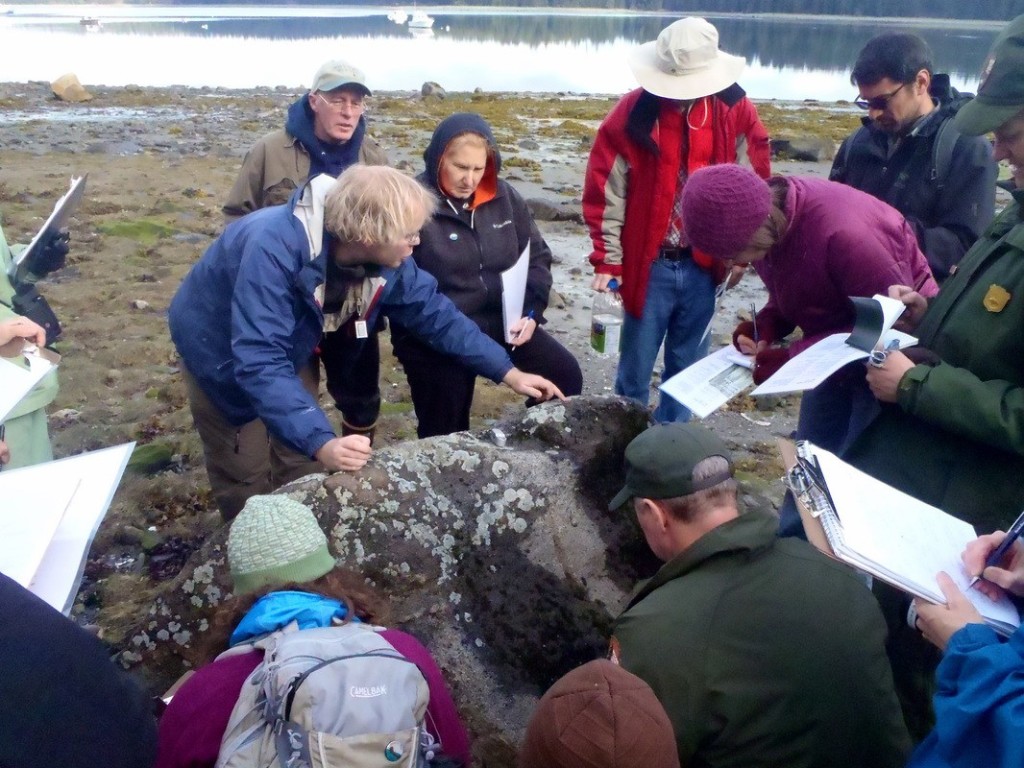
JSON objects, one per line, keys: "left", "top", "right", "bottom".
{"left": 930, "top": 116, "right": 959, "bottom": 194}
{"left": 830, "top": 124, "right": 869, "bottom": 181}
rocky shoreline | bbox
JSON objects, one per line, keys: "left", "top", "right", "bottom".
{"left": 1, "top": 79, "right": 839, "bottom": 702}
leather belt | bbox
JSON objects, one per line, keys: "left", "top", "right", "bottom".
{"left": 658, "top": 246, "right": 692, "bottom": 261}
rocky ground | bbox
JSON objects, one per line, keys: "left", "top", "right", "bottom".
{"left": 0, "top": 79, "right": 853, "bottom": 677}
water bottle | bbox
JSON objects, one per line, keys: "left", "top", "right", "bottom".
{"left": 590, "top": 278, "right": 624, "bottom": 357}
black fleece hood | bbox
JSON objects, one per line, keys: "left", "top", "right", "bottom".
{"left": 422, "top": 112, "right": 502, "bottom": 192}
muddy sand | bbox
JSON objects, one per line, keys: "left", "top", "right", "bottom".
{"left": 0, "top": 80, "right": 848, "bottom": 643}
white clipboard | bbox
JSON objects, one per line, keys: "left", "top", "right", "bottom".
{"left": 11, "top": 175, "right": 87, "bottom": 278}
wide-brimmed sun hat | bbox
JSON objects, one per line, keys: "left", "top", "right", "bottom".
{"left": 627, "top": 17, "right": 746, "bottom": 100}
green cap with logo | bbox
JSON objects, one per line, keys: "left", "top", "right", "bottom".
{"left": 608, "top": 423, "right": 734, "bottom": 510}
{"left": 954, "top": 14, "right": 1024, "bottom": 136}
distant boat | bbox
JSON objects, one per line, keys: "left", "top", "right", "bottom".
{"left": 387, "top": 9, "right": 408, "bottom": 24}
{"left": 407, "top": 11, "right": 434, "bottom": 28}
{"left": 79, "top": 17, "right": 101, "bottom": 28}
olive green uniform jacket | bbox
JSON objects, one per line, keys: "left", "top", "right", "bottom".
{"left": 0, "top": 226, "right": 57, "bottom": 469}
{"left": 613, "top": 512, "right": 910, "bottom": 768}
{"left": 844, "top": 190, "right": 1024, "bottom": 533}
{"left": 222, "top": 128, "right": 388, "bottom": 222}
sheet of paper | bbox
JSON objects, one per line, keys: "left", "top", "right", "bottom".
{"left": 12, "top": 175, "right": 87, "bottom": 273}
{"left": 812, "top": 446, "right": 1020, "bottom": 633}
{"left": 500, "top": 243, "right": 530, "bottom": 344}
{"left": 0, "top": 442, "right": 134, "bottom": 613}
{"left": 0, "top": 352, "right": 56, "bottom": 423}
{"left": 660, "top": 346, "right": 755, "bottom": 419}
{"left": 751, "top": 330, "right": 917, "bottom": 396}
{"left": 0, "top": 476, "right": 77, "bottom": 588}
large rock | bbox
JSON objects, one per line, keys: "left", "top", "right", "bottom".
{"left": 770, "top": 135, "right": 835, "bottom": 162}
{"left": 120, "top": 396, "right": 655, "bottom": 756}
{"left": 421, "top": 81, "right": 447, "bottom": 100}
{"left": 51, "top": 73, "right": 93, "bottom": 102}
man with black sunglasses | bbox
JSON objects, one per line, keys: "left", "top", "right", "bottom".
{"left": 830, "top": 32, "right": 995, "bottom": 282}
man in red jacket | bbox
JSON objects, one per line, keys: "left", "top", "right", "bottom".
{"left": 583, "top": 17, "right": 770, "bottom": 422}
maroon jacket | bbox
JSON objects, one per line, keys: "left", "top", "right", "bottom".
{"left": 155, "top": 629, "right": 471, "bottom": 768}
{"left": 755, "top": 177, "right": 939, "bottom": 357}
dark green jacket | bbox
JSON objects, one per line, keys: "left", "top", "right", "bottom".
{"left": 613, "top": 512, "right": 910, "bottom": 768}
{"left": 845, "top": 191, "right": 1024, "bottom": 533}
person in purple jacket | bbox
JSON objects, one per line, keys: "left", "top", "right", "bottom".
{"left": 680, "top": 164, "right": 939, "bottom": 536}
{"left": 155, "top": 494, "right": 472, "bottom": 768}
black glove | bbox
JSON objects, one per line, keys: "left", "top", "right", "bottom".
{"left": 26, "top": 229, "right": 70, "bottom": 278}
{"left": 12, "top": 284, "right": 62, "bottom": 345}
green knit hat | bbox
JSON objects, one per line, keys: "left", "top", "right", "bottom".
{"left": 228, "top": 495, "right": 336, "bottom": 595}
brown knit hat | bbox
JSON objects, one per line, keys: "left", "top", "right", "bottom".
{"left": 519, "top": 660, "right": 680, "bottom": 768}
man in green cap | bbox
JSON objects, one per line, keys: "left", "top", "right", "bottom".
{"left": 608, "top": 422, "right": 909, "bottom": 768}
{"left": 842, "top": 12, "right": 1024, "bottom": 739}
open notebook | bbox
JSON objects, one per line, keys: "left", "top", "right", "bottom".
{"left": 752, "top": 294, "right": 917, "bottom": 396}
{"left": 790, "top": 442, "right": 1020, "bottom": 637}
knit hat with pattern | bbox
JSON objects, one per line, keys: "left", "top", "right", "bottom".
{"left": 228, "top": 495, "right": 335, "bottom": 595}
{"left": 519, "top": 660, "right": 680, "bottom": 768}
{"left": 681, "top": 164, "right": 772, "bottom": 259}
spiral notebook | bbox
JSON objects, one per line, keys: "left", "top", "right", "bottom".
{"left": 786, "top": 441, "right": 1020, "bottom": 637}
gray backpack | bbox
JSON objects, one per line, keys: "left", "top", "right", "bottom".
{"left": 216, "top": 623, "right": 432, "bottom": 768}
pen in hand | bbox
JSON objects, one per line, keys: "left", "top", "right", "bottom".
{"left": 969, "top": 507, "right": 1024, "bottom": 588}
{"left": 750, "top": 302, "right": 759, "bottom": 345}
{"left": 514, "top": 310, "right": 535, "bottom": 342}
{"left": 912, "top": 273, "right": 930, "bottom": 293}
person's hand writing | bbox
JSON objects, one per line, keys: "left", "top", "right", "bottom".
{"left": 865, "top": 350, "right": 915, "bottom": 402}
{"left": 0, "top": 316, "right": 47, "bottom": 357}
{"left": 508, "top": 316, "right": 536, "bottom": 347}
{"left": 591, "top": 273, "right": 619, "bottom": 292}
{"left": 734, "top": 334, "right": 767, "bottom": 356}
{"left": 315, "top": 435, "right": 372, "bottom": 472}
{"left": 887, "top": 284, "right": 929, "bottom": 333}
{"left": 964, "top": 531, "right": 1024, "bottom": 601}
{"left": 725, "top": 263, "right": 748, "bottom": 289}
{"left": 503, "top": 369, "right": 566, "bottom": 402}
{"left": 913, "top": 572, "right": 984, "bottom": 652}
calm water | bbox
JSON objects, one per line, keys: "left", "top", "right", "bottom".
{"left": 0, "top": 4, "right": 1000, "bottom": 100}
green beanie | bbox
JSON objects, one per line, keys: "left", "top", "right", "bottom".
{"left": 228, "top": 495, "right": 336, "bottom": 595}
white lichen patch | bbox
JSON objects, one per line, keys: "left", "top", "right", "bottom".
{"left": 491, "top": 461, "right": 510, "bottom": 479}
{"left": 157, "top": 629, "right": 170, "bottom": 641}
{"left": 523, "top": 404, "right": 567, "bottom": 425}
{"left": 449, "top": 591, "right": 462, "bottom": 605}
{"left": 173, "top": 630, "right": 192, "bottom": 646}
{"left": 503, "top": 488, "right": 535, "bottom": 511}
{"left": 511, "top": 517, "right": 528, "bottom": 534}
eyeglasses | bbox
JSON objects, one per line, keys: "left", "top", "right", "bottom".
{"left": 315, "top": 92, "right": 364, "bottom": 111}
{"left": 854, "top": 82, "right": 906, "bottom": 111}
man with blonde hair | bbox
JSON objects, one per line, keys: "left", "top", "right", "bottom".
{"left": 170, "top": 166, "right": 564, "bottom": 520}
{"left": 224, "top": 59, "right": 391, "bottom": 448}
{"left": 608, "top": 422, "right": 910, "bottom": 767}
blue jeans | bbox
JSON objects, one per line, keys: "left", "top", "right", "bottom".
{"left": 615, "top": 257, "right": 715, "bottom": 423}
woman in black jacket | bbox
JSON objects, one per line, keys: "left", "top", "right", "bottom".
{"left": 392, "top": 113, "right": 582, "bottom": 437}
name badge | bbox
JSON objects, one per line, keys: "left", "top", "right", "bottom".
{"left": 355, "top": 320, "right": 369, "bottom": 339}
{"left": 983, "top": 284, "right": 1011, "bottom": 313}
